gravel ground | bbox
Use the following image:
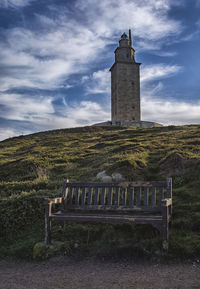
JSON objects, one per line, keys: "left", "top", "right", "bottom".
{"left": 0, "top": 257, "right": 200, "bottom": 289}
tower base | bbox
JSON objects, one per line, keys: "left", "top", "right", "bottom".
{"left": 93, "top": 120, "right": 163, "bottom": 128}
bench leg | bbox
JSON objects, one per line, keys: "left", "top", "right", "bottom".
{"left": 162, "top": 205, "right": 169, "bottom": 250}
{"left": 45, "top": 203, "right": 52, "bottom": 245}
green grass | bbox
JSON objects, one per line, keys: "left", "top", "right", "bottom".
{"left": 0, "top": 124, "right": 200, "bottom": 259}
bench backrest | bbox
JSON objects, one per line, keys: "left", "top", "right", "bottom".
{"left": 61, "top": 178, "right": 172, "bottom": 212}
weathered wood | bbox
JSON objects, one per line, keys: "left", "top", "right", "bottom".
{"left": 144, "top": 187, "right": 148, "bottom": 206}
{"left": 122, "top": 188, "right": 127, "bottom": 206}
{"left": 63, "top": 179, "right": 69, "bottom": 208}
{"left": 100, "top": 187, "right": 106, "bottom": 205}
{"left": 129, "top": 181, "right": 167, "bottom": 187}
{"left": 62, "top": 204, "right": 162, "bottom": 211}
{"left": 166, "top": 178, "right": 172, "bottom": 198}
{"left": 129, "top": 187, "right": 134, "bottom": 208}
{"left": 151, "top": 187, "right": 156, "bottom": 207}
{"left": 94, "top": 187, "right": 99, "bottom": 205}
{"left": 44, "top": 201, "right": 52, "bottom": 245}
{"left": 51, "top": 212, "right": 163, "bottom": 224}
{"left": 114, "top": 187, "right": 119, "bottom": 206}
{"left": 108, "top": 187, "right": 113, "bottom": 206}
{"left": 68, "top": 186, "right": 73, "bottom": 205}
{"left": 87, "top": 187, "right": 92, "bottom": 205}
{"left": 75, "top": 187, "right": 80, "bottom": 206}
{"left": 44, "top": 178, "right": 172, "bottom": 250}
{"left": 158, "top": 187, "right": 164, "bottom": 205}
{"left": 43, "top": 197, "right": 62, "bottom": 204}
{"left": 65, "top": 181, "right": 167, "bottom": 188}
{"left": 166, "top": 178, "right": 172, "bottom": 216}
{"left": 162, "top": 199, "right": 169, "bottom": 250}
{"left": 136, "top": 187, "right": 141, "bottom": 207}
{"left": 81, "top": 187, "right": 86, "bottom": 207}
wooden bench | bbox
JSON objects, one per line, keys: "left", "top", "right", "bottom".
{"left": 44, "top": 178, "right": 172, "bottom": 249}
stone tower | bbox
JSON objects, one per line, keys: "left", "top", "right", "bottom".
{"left": 110, "top": 30, "right": 141, "bottom": 125}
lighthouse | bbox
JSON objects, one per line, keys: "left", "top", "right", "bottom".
{"left": 110, "top": 30, "right": 141, "bottom": 125}
{"left": 93, "top": 30, "right": 162, "bottom": 128}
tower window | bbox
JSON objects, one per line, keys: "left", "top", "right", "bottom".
{"left": 127, "top": 54, "right": 129, "bottom": 58}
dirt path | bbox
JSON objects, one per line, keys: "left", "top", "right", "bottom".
{"left": 0, "top": 257, "right": 200, "bottom": 289}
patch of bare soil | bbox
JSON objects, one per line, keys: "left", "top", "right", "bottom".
{"left": 160, "top": 152, "right": 200, "bottom": 175}
{"left": 0, "top": 257, "right": 200, "bottom": 289}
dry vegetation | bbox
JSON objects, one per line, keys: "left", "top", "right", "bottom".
{"left": 0, "top": 125, "right": 200, "bottom": 259}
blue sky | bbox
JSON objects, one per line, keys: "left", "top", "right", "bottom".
{"left": 0, "top": 0, "right": 200, "bottom": 140}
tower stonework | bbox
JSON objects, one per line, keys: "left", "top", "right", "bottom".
{"left": 110, "top": 30, "right": 141, "bottom": 125}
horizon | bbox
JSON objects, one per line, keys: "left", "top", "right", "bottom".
{"left": 0, "top": 0, "right": 200, "bottom": 141}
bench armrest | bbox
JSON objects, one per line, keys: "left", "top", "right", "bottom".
{"left": 43, "top": 197, "right": 63, "bottom": 205}
{"left": 161, "top": 198, "right": 172, "bottom": 206}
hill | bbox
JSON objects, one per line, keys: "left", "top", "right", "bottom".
{"left": 0, "top": 125, "right": 200, "bottom": 259}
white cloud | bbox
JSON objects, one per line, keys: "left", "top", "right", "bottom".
{"left": 141, "top": 64, "right": 182, "bottom": 83}
{"left": 0, "top": 0, "right": 34, "bottom": 8}
{"left": 140, "top": 65, "right": 200, "bottom": 124}
{"left": 76, "top": 0, "right": 181, "bottom": 41}
{"left": 83, "top": 69, "right": 110, "bottom": 94}
{"left": 142, "top": 95, "right": 200, "bottom": 125}
{"left": 64, "top": 101, "right": 110, "bottom": 126}
{"left": 0, "top": 91, "right": 110, "bottom": 140}
{"left": 195, "top": 0, "right": 200, "bottom": 7}
{"left": 0, "top": 93, "right": 54, "bottom": 121}
{"left": 0, "top": 0, "right": 182, "bottom": 92}
{"left": 0, "top": 23, "right": 108, "bottom": 91}
{"left": 150, "top": 51, "right": 178, "bottom": 57}
{"left": 0, "top": 128, "right": 23, "bottom": 141}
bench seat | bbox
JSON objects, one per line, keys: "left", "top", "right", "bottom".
{"left": 51, "top": 211, "right": 163, "bottom": 224}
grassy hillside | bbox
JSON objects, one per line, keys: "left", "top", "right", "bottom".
{"left": 0, "top": 125, "right": 200, "bottom": 259}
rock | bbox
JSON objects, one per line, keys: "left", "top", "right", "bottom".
{"left": 96, "top": 171, "right": 107, "bottom": 180}
{"left": 112, "top": 173, "right": 124, "bottom": 182}
{"left": 96, "top": 171, "right": 112, "bottom": 182}
{"left": 33, "top": 241, "right": 65, "bottom": 260}
{"left": 97, "top": 171, "right": 124, "bottom": 183}
{"left": 101, "top": 175, "right": 112, "bottom": 182}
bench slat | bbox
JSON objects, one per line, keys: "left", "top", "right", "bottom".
{"left": 62, "top": 179, "right": 67, "bottom": 199}
{"left": 108, "top": 187, "right": 113, "bottom": 206}
{"left": 100, "top": 187, "right": 106, "bottom": 205}
{"left": 159, "top": 187, "right": 164, "bottom": 205}
{"left": 65, "top": 181, "right": 167, "bottom": 187}
{"left": 51, "top": 212, "right": 163, "bottom": 224}
{"left": 144, "top": 187, "right": 148, "bottom": 206}
{"left": 87, "top": 187, "right": 92, "bottom": 205}
{"left": 64, "top": 183, "right": 69, "bottom": 207}
{"left": 75, "top": 187, "right": 80, "bottom": 206}
{"left": 68, "top": 186, "right": 73, "bottom": 205}
{"left": 136, "top": 187, "right": 141, "bottom": 207}
{"left": 81, "top": 187, "right": 86, "bottom": 207}
{"left": 151, "top": 187, "right": 156, "bottom": 207}
{"left": 115, "top": 187, "right": 119, "bottom": 206}
{"left": 122, "top": 188, "right": 127, "bottom": 206}
{"left": 129, "top": 187, "right": 134, "bottom": 208}
{"left": 94, "top": 187, "right": 99, "bottom": 205}
{"left": 60, "top": 204, "right": 162, "bottom": 211}
{"left": 166, "top": 178, "right": 172, "bottom": 198}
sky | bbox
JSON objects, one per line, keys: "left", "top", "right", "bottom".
{"left": 0, "top": 0, "right": 200, "bottom": 141}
